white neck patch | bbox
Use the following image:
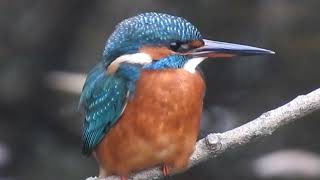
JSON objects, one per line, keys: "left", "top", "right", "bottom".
{"left": 106, "top": 53, "right": 152, "bottom": 74}
{"left": 183, "top": 57, "right": 206, "bottom": 73}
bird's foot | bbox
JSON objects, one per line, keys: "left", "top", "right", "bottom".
{"left": 161, "top": 164, "right": 170, "bottom": 176}
{"left": 120, "top": 176, "right": 127, "bottom": 180}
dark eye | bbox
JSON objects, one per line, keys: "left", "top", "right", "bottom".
{"left": 169, "top": 42, "right": 181, "bottom": 51}
{"left": 169, "top": 41, "right": 191, "bottom": 52}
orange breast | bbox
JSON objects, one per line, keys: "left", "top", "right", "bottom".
{"left": 95, "top": 69, "right": 205, "bottom": 176}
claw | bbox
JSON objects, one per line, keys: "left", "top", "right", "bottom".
{"left": 120, "top": 176, "right": 127, "bottom": 180}
{"left": 162, "top": 164, "right": 169, "bottom": 176}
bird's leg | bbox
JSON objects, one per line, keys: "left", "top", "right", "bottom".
{"left": 162, "top": 155, "right": 189, "bottom": 177}
{"left": 120, "top": 176, "right": 127, "bottom": 180}
{"left": 162, "top": 164, "right": 169, "bottom": 176}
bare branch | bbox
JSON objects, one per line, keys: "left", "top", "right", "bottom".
{"left": 84, "top": 88, "right": 320, "bottom": 180}
{"left": 46, "top": 72, "right": 320, "bottom": 180}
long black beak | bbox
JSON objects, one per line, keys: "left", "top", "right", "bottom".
{"left": 190, "top": 39, "right": 275, "bottom": 58}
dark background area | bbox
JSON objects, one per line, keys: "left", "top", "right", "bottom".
{"left": 2, "top": 0, "right": 320, "bottom": 179}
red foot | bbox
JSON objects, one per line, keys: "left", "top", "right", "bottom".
{"left": 120, "top": 176, "right": 127, "bottom": 180}
{"left": 162, "top": 164, "right": 169, "bottom": 176}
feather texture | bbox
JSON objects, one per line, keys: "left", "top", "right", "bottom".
{"left": 80, "top": 63, "right": 128, "bottom": 155}
{"left": 102, "top": 12, "right": 202, "bottom": 65}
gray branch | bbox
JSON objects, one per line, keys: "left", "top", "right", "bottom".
{"left": 84, "top": 88, "right": 320, "bottom": 180}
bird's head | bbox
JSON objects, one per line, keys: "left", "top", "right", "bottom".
{"left": 103, "top": 12, "right": 274, "bottom": 76}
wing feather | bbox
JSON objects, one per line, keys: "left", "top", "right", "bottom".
{"left": 80, "top": 63, "right": 128, "bottom": 155}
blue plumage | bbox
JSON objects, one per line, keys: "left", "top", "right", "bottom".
{"left": 80, "top": 12, "right": 203, "bottom": 155}
{"left": 80, "top": 63, "right": 128, "bottom": 155}
{"left": 117, "top": 63, "right": 143, "bottom": 93}
{"left": 102, "top": 12, "right": 202, "bottom": 66}
{"left": 144, "top": 55, "right": 188, "bottom": 70}
{"left": 79, "top": 12, "right": 275, "bottom": 177}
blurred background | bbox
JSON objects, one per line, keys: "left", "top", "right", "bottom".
{"left": 3, "top": 0, "right": 320, "bottom": 179}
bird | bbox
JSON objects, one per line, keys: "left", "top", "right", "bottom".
{"left": 79, "top": 12, "right": 274, "bottom": 180}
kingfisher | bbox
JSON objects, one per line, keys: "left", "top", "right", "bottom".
{"left": 79, "top": 12, "right": 274, "bottom": 180}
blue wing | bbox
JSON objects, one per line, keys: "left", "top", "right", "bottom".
{"left": 79, "top": 63, "right": 128, "bottom": 155}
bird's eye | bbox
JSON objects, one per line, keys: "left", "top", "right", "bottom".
{"left": 169, "top": 41, "right": 190, "bottom": 52}
{"left": 169, "top": 42, "right": 181, "bottom": 51}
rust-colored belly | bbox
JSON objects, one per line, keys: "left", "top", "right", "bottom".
{"left": 95, "top": 69, "right": 205, "bottom": 176}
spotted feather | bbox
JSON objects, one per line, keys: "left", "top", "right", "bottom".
{"left": 79, "top": 63, "right": 128, "bottom": 155}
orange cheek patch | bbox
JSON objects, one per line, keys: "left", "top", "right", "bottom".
{"left": 189, "top": 40, "right": 204, "bottom": 49}
{"left": 140, "top": 46, "right": 174, "bottom": 60}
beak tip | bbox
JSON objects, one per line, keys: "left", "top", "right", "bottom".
{"left": 267, "top": 50, "right": 276, "bottom": 55}
{"left": 260, "top": 50, "right": 275, "bottom": 56}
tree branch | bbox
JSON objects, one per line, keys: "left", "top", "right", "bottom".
{"left": 85, "top": 88, "right": 320, "bottom": 180}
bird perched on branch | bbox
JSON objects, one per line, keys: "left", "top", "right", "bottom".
{"left": 79, "top": 12, "right": 274, "bottom": 180}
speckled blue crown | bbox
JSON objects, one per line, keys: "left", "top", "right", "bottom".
{"left": 102, "top": 12, "right": 202, "bottom": 65}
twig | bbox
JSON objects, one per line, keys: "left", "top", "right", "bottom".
{"left": 85, "top": 88, "right": 320, "bottom": 180}
{"left": 45, "top": 72, "right": 320, "bottom": 179}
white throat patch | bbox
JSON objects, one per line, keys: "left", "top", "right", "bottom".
{"left": 183, "top": 57, "right": 206, "bottom": 73}
{"left": 106, "top": 53, "right": 152, "bottom": 74}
